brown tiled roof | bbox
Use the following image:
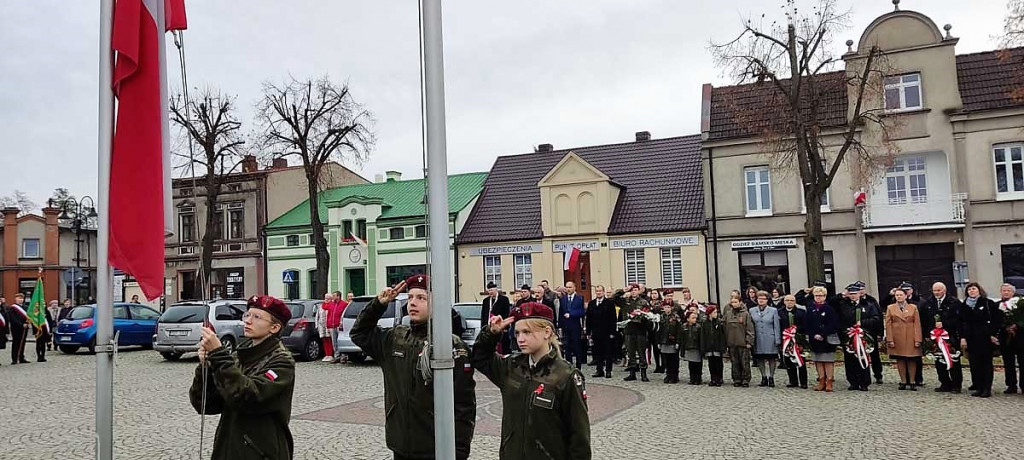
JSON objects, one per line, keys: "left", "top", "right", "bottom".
{"left": 955, "top": 47, "right": 1024, "bottom": 113}
{"left": 456, "top": 135, "right": 704, "bottom": 245}
{"left": 707, "top": 71, "right": 848, "bottom": 141}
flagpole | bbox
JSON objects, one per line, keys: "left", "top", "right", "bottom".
{"left": 95, "top": 0, "right": 116, "bottom": 459}
{"left": 419, "top": 1, "right": 457, "bottom": 459}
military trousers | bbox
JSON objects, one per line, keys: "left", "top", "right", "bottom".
{"left": 624, "top": 333, "right": 649, "bottom": 369}
{"left": 729, "top": 346, "right": 751, "bottom": 384}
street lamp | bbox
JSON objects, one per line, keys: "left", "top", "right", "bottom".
{"left": 49, "top": 196, "right": 97, "bottom": 307}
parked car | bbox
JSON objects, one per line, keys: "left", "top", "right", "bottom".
{"left": 398, "top": 304, "right": 472, "bottom": 347}
{"left": 281, "top": 299, "right": 324, "bottom": 362}
{"left": 55, "top": 303, "right": 162, "bottom": 354}
{"left": 152, "top": 300, "right": 246, "bottom": 361}
{"left": 336, "top": 294, "right": 407, "bottom": 363}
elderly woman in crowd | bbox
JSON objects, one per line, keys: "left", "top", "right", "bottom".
{"left": 804, "top": 286, "right": 839, "bottom": 392}
{"left": 750, "top": 291, "right": 781, "bottom": 387}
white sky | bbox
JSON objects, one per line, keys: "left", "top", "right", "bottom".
{"left": 0, "top": 0, "right": 1011, "bottom": 208}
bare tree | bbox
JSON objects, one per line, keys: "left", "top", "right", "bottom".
{"left": 711, "top": 0, "right": 900, "bottom": 285}
{"left": 1004, "top": 0, "right": 1024, "bottom": 47}
{"left": 255, "top": 76, "right": 375, "bottom": 299}
{"left": 170, "top": 88, "right": 245, "bottom": 298}
{"left": 0, "top": 190, "right": 38, "bottom": 216}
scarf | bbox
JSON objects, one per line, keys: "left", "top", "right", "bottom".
{"left": 965, "top": 296, "right": 978, "bottom": 309}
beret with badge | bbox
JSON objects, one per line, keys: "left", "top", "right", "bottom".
{"left": 247, "top": 295, "right": 291, "bottom": 324}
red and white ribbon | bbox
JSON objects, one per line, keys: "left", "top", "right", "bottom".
{"left": 782, "top": 325, "right": 804, "bottom": 367}
{"left": 846, "top": 325, "right": 871, "bottom": 369}
{"left": 930, "top": 327, "right": 954, "bottom": 366}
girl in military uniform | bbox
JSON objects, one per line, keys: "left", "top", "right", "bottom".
{"left": 473, "top": 302, "right": 592, "bottom": 460}
{"left": 658, "top": 299, "right": 683, "bottom": 384}
{"left": 680, "top": 310, "right": 703, "bottom": 385}
{"left": 648, "top": 289, "right": 664, "bottom": 374}
{"left": 701, "top": 305, "right": 726, "bottom": 386}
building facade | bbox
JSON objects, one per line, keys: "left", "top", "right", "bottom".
{"left": 457, "top": 133, "right": 708, "bottom": 304}
{"left": 702, "top": 6, "right": 1024, "bottom": 303}
{"left": 265, "top": 171, "right": 486, "bottom": 300}
{"left": 1, "top": 207, "right": 98, "bottom": 305}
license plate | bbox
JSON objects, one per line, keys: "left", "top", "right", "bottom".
{"left": 60, "top": 336, "right": 72, "bottom": 342}
{"left": 169, "top": 330, "right": 190, "bottom": 337}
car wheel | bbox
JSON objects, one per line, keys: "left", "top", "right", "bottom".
{"left": 302, "top": 339, "right": 321, "bottom": 362}
{"left": 59, "top": 345, "right": 81, "bottom": 354}
{"left": 87, "top": 338, "right": 96, "bottom": 354}
{"left": 161, "top": 352, "right": 182, "bottom": 361}
{"left": 347, "top": 353, "right": 366, "bottom": 363}
{"left": 222, "top": 336, "right": 236, "bottom": 354}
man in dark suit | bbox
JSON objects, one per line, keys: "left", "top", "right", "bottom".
{"left": 586, "top": 285, "right": 617, "bottom": 378}
{"left": 920, "top": 282, "right": 964, "bottom": 393}
{"left": 0, "top": 297, "right": 8, "bottom": 363}
{"left": 559, "top": 281, "right": 586, "bottom": 370}
{"left": 480, "top": 282, "right": 511, "bottom": 353}
{"left": 8, "top": 293, "right": 30, "bottom": 364}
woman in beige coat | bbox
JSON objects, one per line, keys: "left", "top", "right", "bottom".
{"left": 885, "top": 288, "right": 923, "bottom": 391}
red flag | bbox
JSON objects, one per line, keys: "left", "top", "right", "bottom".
{"left": 110, "top": 0, "right": 167, "bottom": 300}
{"left": 165, "top": 0, "right": 187, "bottom": 31}
{"left": 563, "top": 247, "right": 580, "bottom": 273}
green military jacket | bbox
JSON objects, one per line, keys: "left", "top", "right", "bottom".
{"left": 723, "top": 306, "right": 755, "bottom": 348}
{"left": 472, "top": 328, "right": 591, "bottom": 460}
{"left": 613, "top": 290, "right": 651, "bottom": 336}
{"left": 657, "top": 311, "right": 684, "bottom": 348}
{"left": 680, "top": 321, "right": 702, "bottom": 352}
{"left": 189, "top": 336, "right": 295, "bottom": 460}
{"left": 700, "top": 317, "right": 727, "bottom": 354}
{"left": 350, "top": 298, "right": 476, "bottom": 460}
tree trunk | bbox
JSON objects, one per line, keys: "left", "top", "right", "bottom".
{"left": 200, "top": 175, "right": 220, "bottom": 299}
{"left": 306, "top": 168, "right": 330, "bottom": 299}
{"left": 803, "top": 186, "right": 826, "bottom": 287}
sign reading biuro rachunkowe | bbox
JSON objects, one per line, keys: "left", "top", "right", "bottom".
{"left": 609, "top": 236, "right": 699, "bottom": 249}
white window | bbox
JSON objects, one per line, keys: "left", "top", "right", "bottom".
{"left": 624, "top": 249, "right": 646, "bottom": 285}
{"left": 660, "top": 247, "right": 683, "bottom": 288}
{"left": 483, "top": 256, "right": 501, "bottom": 287}
{"left": 884, "top": 73, "right": 922, "bottom": 111}
{"left": 886, "top": 157, "right": 927, "bottom": 205}
{"left": 21, "top": 238, "right": 40, "bottom": 259}
{"left": 744, "top": 166, "right": 772, "bottom": 216}
{"left": 994, "top": 143, "right": 1024, "bottom": 200}
{"left": 179, "top": 211, "right": 196, "bottom": 242}
{"left": 514, "top": 254, "right": 533, "bottom": 288}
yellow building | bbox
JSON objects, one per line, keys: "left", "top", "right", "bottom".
{"left": 456, "top": 132, "right": 707, "bottom": 303}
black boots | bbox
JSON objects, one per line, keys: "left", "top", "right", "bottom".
{"left": 624, "top": 369, "right": 638, "bottom": 381}
{"left": 640, "top": 368, "right": 650, "bottom": 382}
{"left": 759, "top": 377, "right": 769, "bottom": 387}
{"left": 592, "top": 370, "right": 605, "bottom": 378}
{"left": 768, "top": 377, "right": 775, "bottom": 387}
{"left": 653, "top": 366, "right": 665, "bottom": 374}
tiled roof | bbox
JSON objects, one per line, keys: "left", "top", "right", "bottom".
{"left": 266, "top": 172, "right": 487, "bottom": 229}
{"left": 955, "top": 47, "right": 1024, "bottom": 113}
{"left": 707, "top": 71, "right": 848, "bottom": 141}
{"left": 456, "top": 135, "right": 704, "bottom": 245}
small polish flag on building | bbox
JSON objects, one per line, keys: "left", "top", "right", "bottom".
{"left": 563, "top": 247, "right": 580, "bottom": 273}
{"left": 853, "top": 189, "right": 867, "bottom": 207}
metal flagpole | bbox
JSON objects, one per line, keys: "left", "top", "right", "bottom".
{"left": 419, "top": 1, "right": 457, "bottom": 458}
{"left": 95, "top": 0, "right": 116, "bottom": 459}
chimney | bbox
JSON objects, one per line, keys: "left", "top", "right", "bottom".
{"left": 700, "top": 83, "right": 713, "bottom": 138}
{"left": 2, "top": 207, "right": 20, "bottom": 266}
{"left": 272, "top": 158, "right": 289, "bottom": 169}
{"left": 242, "top": 155, "right": 258, "bottom": 173}
{"left": 635, "top": 131, "right": 651, "bottom": 142}
{"left": 385, "top": 170, "right": 402, "bottom": 182}
{"left": 537, "top": 143, "right": 554, "bottom": 152}
{"left": 374, "top": 174, "right": 385, "bottom": 183}
{"left": 43, "top": 206, "right": 60, "bottom": 265}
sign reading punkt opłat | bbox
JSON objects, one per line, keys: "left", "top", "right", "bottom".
{"left": 610, "top": 236, "right": 699, "bottom": 249}
{"left": 468, "top": 243, "right": 544, "bottom": 256}
{"left": 552, "top": 240, "right": 600, "bottom": 252}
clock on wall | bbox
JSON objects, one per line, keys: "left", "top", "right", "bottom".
{"left": 348, "top": 247, "right": 362, "bottom": 263}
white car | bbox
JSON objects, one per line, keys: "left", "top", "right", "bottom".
{"left": 335, "top": 294, "right": 407, "bottom": 363}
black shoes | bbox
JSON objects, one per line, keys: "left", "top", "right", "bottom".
{"left": 592, "top": 371, "right": 605, "bottom": 378}
{"left": 759, "top": 377, "right": 769, "bottom": 387}
{"left": 875, "top": 377, "right": 883, "bottom": 384}
{"left": 935, "top": 386, "right": 951, "bottom": 393}
{"left": 624, "top": 370, "right": 637, "bottom": 381}
{"left": 768, "top": 378, "right": 775, "bottom": 388}
{"left": 640, "top": 369, "right": 650, "bottom": 382}
{"left": 1004, "top": 386, "right": 1018, "bottom": 394}
{"left": 652, "top": 366, "right": 665, "bottom": 374}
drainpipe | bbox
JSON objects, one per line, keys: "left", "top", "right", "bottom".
{"left": 708, "top": 147, "right": 722, "bottom": 305}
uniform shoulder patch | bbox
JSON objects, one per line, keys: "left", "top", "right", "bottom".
{"left": 264, "top": 370, "right": 279, "bottom": 381}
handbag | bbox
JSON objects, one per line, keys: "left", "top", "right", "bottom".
{"left": 826, "top": 333, "right": 841, "bottom": 346}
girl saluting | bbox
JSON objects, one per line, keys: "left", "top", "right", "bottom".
{"left": 472, "top": 301, "right": 592, "bottom": 460}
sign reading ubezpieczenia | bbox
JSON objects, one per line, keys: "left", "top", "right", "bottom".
{"left": 468, "top": 243, "right": 544, "bottom": 256}
{"left": 610, "top": 236, "right": 699, "bottom": 249}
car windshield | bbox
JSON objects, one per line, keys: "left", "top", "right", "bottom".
{"left": 454, "top": 305, "right": 480, "bottom": 320}
{"left": 342, "top": 299, "right": 371, "bottom": 318}
{"left": 70, "top": 306, "right": 95, "bottom": 320}
{"left": 160, "top": 305, "right": 207, "bottom": 323}
{"left": 288, "top": 303, "right": 305, "bottom": 319}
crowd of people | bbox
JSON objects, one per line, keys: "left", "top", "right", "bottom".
{"left": 0, "top": 294, "right": 59, "bottom": 365}
{"left": 480, "top": 279, "right": 1024, "bottom": 398}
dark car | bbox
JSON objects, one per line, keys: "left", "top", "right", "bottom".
{"left": 55, "top": 303, "right": 161, "bottom": 354}
{"left": 281, "top": 299, "right": 324, "bottom": 362}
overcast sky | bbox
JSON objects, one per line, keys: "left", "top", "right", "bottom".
{"left": 0, "top": 0, "right": 1011, "bottom": 209}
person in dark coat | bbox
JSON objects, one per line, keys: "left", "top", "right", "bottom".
{"left": 189, "top": 295, "right": 296, "bottom": 460}
{"left": 778, "top": 294, "right": 808, "bottom": 388}
{"left": 883, "top": 281, "right": 925, "bottom": 386}
{"left": 832, "top": 282, "right": 882, "bottom": 391}
{"left": 480, "top": 282, "right": 511, "bottom": 353}
{"left": 920, "top": 282, "right": 965, "bottom": 393}
{"left": 960, "top": 282, "right": 1004, "bottom": 398}
{"left": 8, "top": 293, "right": 30, "bottom": 364}
{"left": 701, "top": 305, "right": 726, "bottom": 386}
{"left": 0, "top": 297, "right": 9, "bottom": 360}
{"left": 742, "top": 286, "right": 758, "bottom": 309}
{"left": 351, "top": 276, "right": 477, "bottom": 459}
{"left": 559, "top": 282, "right": 587, "bottom": 370}
{"left": 804, "top": 287, "right": 840, "bottom": 392}
{"left": 586, "top": 285, "right": 617, "bottom": 379}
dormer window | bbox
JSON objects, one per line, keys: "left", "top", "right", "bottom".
{"left": 884, "top": 73, "right": 922, "bottom": 112}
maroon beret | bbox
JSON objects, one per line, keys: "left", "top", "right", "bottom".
{"left": 512, "top": 301, "right": 554, "bottom": 323}
{"left": 705, "top": 304, "right": 718, "bottom": 316}
{"left": 247, "top": 295, "right": 291, "bottom": 324}
{"left": 405, "top": 274, "right": 430, "bottom": 292}
{"left": 629, "top": 283, "right": 641, "bottom": 291}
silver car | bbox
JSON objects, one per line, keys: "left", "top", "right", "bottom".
{"left": 336, "top": 294, "right": 407, "bottom": 363}
{"left": 452, "top": 303, "right": 482, "bottom": 348}
{"left": 153, "top": 300, "right": 246, "bottom": 361}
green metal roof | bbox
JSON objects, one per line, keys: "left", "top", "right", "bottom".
{"left": 267, "top": 172, "right": 487, "bottom": 230}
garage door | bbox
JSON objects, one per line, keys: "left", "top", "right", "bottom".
{"left": 875, "top": 243, "right": 955, "bottom": 296}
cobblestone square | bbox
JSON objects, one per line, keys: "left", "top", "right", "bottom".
{"left": 1, "top": 348, "right": 1022, "bottom": 459}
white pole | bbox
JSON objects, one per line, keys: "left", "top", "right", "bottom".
{"left": 420, "top": 1, "right": 456, "bottom": 459}
{"left": 95, "top": 0, "right": 115, "bottom": 459}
